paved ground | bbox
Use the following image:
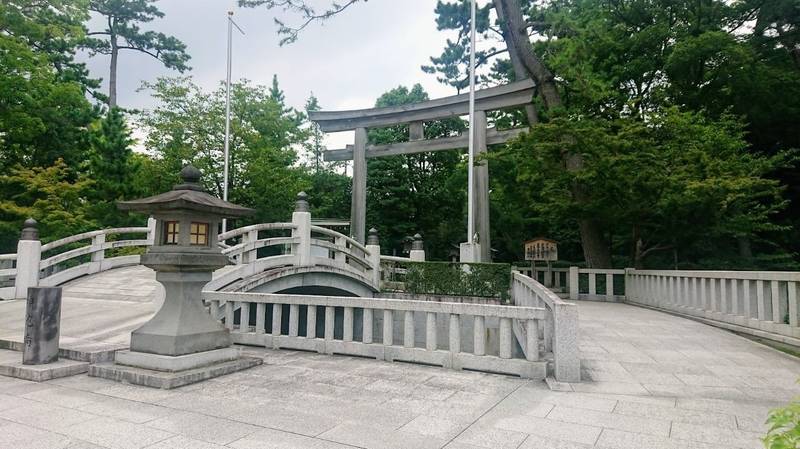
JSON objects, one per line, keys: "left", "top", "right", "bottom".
{"left": 0, "top": 266, "right": 159, "bottom": 350}
{"left": 0, "top": 269, "right": 798, "bottom": 448}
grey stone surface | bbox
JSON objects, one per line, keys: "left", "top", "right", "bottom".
{"left": 88, "top": 356, "right": 262, "bottom": 390}
{"left": 0, "top": 348, "right": 88, "bottom": 382}
{"left": 114, "top": 347, "right": 239, "bottom": 372}
{"left": 22, "top": 287, "right": 62, "bottom": 364}
{"left": 1, "top": 277, "right": 798, "bottom": 449}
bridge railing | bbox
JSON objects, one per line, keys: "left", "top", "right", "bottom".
{"left": 203, "top": 289, "right": 550, "bottom": 379}
{"left": 0, "top": 219, "right": 156, "bottom": 299}
{"left": 510, "top": 272, "right": 579, "bottom": 382}
{"left": 625, "top": 269, "right": 800, "bottom": 344}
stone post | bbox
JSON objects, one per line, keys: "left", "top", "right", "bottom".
{"left": 569, "top": 266, "right": 579, "bottom": 300}
{"left": 624, "top": 268, "right": 634, "bottom": 302}
{"left": 146, "top": 217, "right": 157, "bottom": 244}
{"left": 409, "top": 234, "right": 425, "bottom": 262}
{"left": 366, "top": 228, "right": 381, "bottom": 288}
{"left": 292, "top": 192, "right": 312, "bottom": 266}
{"left": 552, "top": 301, "right": 580, "bottom": 382}
{"left": 89, "top": 232, "right": 105, "bottom": 275}
{"left": 23, "top": 287, "right": 62, "bottom": 365}
{"left": 15, "top": 219, "right": 41, "bottom": 299}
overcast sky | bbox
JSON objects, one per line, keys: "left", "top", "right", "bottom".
{"left": 79, "top": 0, "right": 466, "bottom": 149}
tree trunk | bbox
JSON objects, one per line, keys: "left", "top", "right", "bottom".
{"left": 109, "top": 36, "right": 118, "bottom": 108}
{"left": 493, "top": 0, "right": 538, "bottom": 125}
{"left": 493, "top": 0, "right": 612, "bottom": 268}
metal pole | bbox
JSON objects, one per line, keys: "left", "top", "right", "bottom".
{"left": 222, "top": 11, "right": 233, "bottom": 233}
{"left": 467, "top": 0, "right": 477, "bottom": 245}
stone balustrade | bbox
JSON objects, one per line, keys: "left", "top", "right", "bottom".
{"left": 203, "top": 289, "right": 552, "bottom": 380}
{"left": 0, "top": 220, "right": 156, "bottom": 299}
{"left": 625, "top": 269, "right": 800, "bottom": 346}
{"left": 510, "top": 272, "right": 579, "bottom": 382}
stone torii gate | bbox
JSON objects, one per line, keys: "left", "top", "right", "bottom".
{"left": 309, "top": 79, "right": 535, "bottom": 262}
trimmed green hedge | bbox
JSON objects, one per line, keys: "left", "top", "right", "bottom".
{"left": 401, "top": 261, "right": 511, "bottom": 301}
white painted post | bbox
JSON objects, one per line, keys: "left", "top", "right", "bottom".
{"left": 404, "top": 311, "right": 414, "bottom": 348}
{"left": 449, "top": 314, "right": 461, "bottom": 353}
{"left": 569, "top": 267, "right": 579, "bottom": 300}
{"left": 362, "top": 308, "right": 373, "bottom": 344}
{"left": 292, "top": 192, "right": 312, "bottom": 266}
{"left": 473, "top": 315, "right": 486, "bottom": 356}
{"left": 15, "top": 219, "right": 41, "bottom": 299}
{"left": 425, "top": 312, "right": 437, "bottom": 351}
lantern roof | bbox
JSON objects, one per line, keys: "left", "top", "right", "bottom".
{"left": 118, "top": 165, "right": 254, "bottom": 217}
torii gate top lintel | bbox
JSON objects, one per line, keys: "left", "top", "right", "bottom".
{"left": 308, "top": 79, "right": 535, "bottom": 259}
{"left": 308, "top": 78, "right": 535, "bottom": 133}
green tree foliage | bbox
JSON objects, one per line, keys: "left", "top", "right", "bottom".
{"left": 138, "top": 76, "right": 309, "bottom": 224}
{"left": 85, "top": 0, "right": 190, "bottom": 107}
{"left": 495, "top": 108, "right": 794, "bottom": 268}
{"left": 0, "top": 160, "right": 95, "bottom": 252}
{"left": 0, "top": 0, "right": 98, "bottom": 172}
{"left": 84, "top": 107, "right": 139, "bottom": 227}
{"left": 366, "top": 85, "right": 467, "bottom": 259}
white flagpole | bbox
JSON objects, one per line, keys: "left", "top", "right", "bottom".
{"left": 222, "top": 11, "right": 244, "bottom": 233}
{"left": 467, "top": 0, "right": 477, "bottom": 245}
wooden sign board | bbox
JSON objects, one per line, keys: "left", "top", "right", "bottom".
{"left": 524, "top": 238, "right": 558, "bottom": 261}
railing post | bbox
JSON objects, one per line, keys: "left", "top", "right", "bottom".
{"left": 409, "top": 234, "right": 425, "bottom": 261}
{"left": 89, "top": 232, "right": 105, "bottom": 275}
{"left": 553, "top": 302, "right": 580, "bottom": 382}
{"left": 146, "top": 217, "right": 157, "bottom": 244}
{"left": 292, "top": 192, "right": 312, "bottom": 266}
{"left": 569, "top": 267, "right": 579, "bottom": 300}
{"left": 366, "top": 228, "right": 381, "bottom": 289}
{"left": 624, "top": 268, "right": 634, "bottom": 301}
{"left": 15, "top": 219, "right": 41, "bottom": 299}
{"left": 242, "top": 230, "right": 258, "bottom": 264}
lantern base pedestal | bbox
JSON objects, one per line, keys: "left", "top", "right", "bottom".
{"left": 89, "top": 347, "right": 262, "bottom": 389}
{"left": 459, "top": 242, "right": 482, "bottom": 263}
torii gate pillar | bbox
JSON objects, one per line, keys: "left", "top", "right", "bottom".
{"left": 473, "top": 110, "right": 491, "bottom": 262}
{"left": 351, "top": 127, "right": 368, "bottom": 244}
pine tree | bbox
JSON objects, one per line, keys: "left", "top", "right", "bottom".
{"left": 86, "top": 107, "right": 136, "bottom": 226}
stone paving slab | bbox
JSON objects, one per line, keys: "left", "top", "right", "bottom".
{"left": 0, "top": 269, "right": 799, "bottom": 448}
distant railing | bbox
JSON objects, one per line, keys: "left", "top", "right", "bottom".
{"left": 626, "top": 269, "right": 800, "bottom": 345}
{"left": 0, "top": 221, "right": 156, "bottom": 299}
{"left": 204, "top": 289, "right": 550, "bottom": 379}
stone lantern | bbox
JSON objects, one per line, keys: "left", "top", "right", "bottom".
{"left": 89, "top": 165, "right": 262, "bottom": 388}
